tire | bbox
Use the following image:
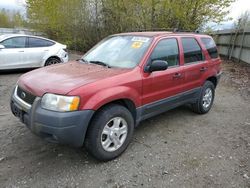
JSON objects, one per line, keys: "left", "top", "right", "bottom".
{"left": 192, "top": 81, "right": 215, "bottom": 114}
{"left": 45, "top": 57, "right": 61, "bottom": 66}
{"left": 85, "top": 104, "right": 134, "bottom": 161}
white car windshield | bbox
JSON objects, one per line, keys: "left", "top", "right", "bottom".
{"left": 82, "top": 35, "right": 152, "bottom": 68}
{"left": 0, "top": 35, "right": 7, "bottom": 42}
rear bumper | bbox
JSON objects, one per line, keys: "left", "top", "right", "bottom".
{"left": 11, "top": 91, "right": 94, "bottom": 147}
{"left": 61, "top": 55, "right": 69, "bottom": 63}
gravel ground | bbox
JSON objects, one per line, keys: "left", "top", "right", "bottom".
{"left": 0, "top": 59, "right": 249, "bottom": 188}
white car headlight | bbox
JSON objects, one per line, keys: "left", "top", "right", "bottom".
{"left": 41, "top": 93, "right": 80, "bottom": 112}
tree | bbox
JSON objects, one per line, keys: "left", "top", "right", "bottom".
{"left": 234, "top": 11, "right": 250, "bottom": 29}
{"left": 0, "top": 9, "right": 26, "bottom": 28}
{"left": 0, "top": 9, "right": 11, "bottom": 28}
{"left": 26, "top": 0, "right": 235, "bottom": 51}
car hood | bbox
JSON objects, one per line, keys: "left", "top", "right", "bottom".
{"left": 18, "top": 61, "right": 131, "bottom": 96}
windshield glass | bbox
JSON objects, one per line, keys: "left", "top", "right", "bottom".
{"left": 82, "top": 35, "right": 152, "bottom": 68}
{"left": 0, "top": 35, "right": 7, "bottom": 42}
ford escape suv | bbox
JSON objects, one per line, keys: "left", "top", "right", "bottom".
{"left": 11, "top": 32, "right": 221, "bottom": 161}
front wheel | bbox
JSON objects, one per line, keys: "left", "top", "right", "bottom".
{"left": 85, "top": 104, "right": 134, "bottom": 161}
{"left": 192, "top": 81, "right": 215, "bottom": 114}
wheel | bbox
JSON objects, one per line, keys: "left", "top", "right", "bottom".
{"left": 85, "top": 104, "right": 134, "bottom": 161}
{"left": 192, "top": 81, "right": 215, "bottom": 114}
{"left": 45, "top": 57, "right": 61, "bottom": 66}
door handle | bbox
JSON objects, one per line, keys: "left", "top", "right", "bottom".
{"left": 200, "top": 67, "right": 208, "bottom": 72}
{"left": 18, "top": 50, "right": 24, "bottom": 52}
{"left": 173, "top": 73, "right": 182, "bottom": 78}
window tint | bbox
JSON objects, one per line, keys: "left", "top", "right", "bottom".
{"left": 182, "top": 38, "right": 204, "bottom": 64}
{"left": 150, "top": 38, "right": 179, "bottom": 67}
{"left": 0, "top": 37, "right": 26, "bottom": 48}
{"left": 28, "top": 37, "right": 54, "bottom": 47}
{"left": 201, "top": 38, "right": 218, "bottom": 59}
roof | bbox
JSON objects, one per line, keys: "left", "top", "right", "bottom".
{"left": 0, "top": 34, "right": 55, "bottom": 42}
{"left": 115, "top": 31, "right": 173, "bottom": 37}
{"left": 114, "top": 31, "right": 209, "bottom": 38}
{"left": 0, "top": 34, "right": 28, "bottom": 39}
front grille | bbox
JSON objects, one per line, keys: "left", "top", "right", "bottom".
{"left": 16, "top": 86, "right": 36, "bottom": 105}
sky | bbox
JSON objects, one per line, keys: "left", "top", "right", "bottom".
{"left": 0, "top": 0, "right": 26, "bottom": 12}
{"left": 215, "top": 0, "right": 250, "bottom": 29}
{"left": 0, "top": 0, "right": 250, "bottom": 30}
{"left": 228, "top": 0, "right": 250, "bottom": 21}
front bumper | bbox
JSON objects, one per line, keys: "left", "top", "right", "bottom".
{"left": 10, "top": 89, "right": 94, "bottom": 147}
{"left": 216, "top": 71, "right": 222, "bottom": 86}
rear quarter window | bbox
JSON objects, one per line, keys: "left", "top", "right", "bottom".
{"left": 201, "top": 37, "right": 218, "bottom": 59}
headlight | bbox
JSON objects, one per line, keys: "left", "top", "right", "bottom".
{"left": 41, "top": 93, "right": 80, "bottom": 112}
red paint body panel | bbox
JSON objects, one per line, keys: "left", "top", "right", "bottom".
{"left": 17, "top": 32, "right": 222, "bottom": 112}
{"left": 18, "top": 61, "right": 131, "bottom": 97}
{"left": 68, "top": 67, "right": 143, "bottom": 110}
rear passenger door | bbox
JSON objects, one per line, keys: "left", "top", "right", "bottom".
{"left": 181, "top": 37, "right": 208, "bottom": 91}
{"left": 24, "top": 37, "right": 54, "bottom": 67}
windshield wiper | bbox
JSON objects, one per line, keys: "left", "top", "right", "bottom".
{"left": 76, "top": 58, "right": 89, "bottom": 63}
{"left": 89, "top": 60, "right": 111, "bottom": 68}
{"left": 77, "top": 59, "right": 111, "bottom": 68}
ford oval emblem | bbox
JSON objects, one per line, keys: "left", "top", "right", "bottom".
{"left": 21, "top": 92, "right": 26, "bottom": 99}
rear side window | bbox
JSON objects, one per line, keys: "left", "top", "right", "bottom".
{"left": 28, "top": 37, "right": 54, "bottom": 47}
{"left": 182, "top": 38, "right": 204, "bottom": 64}
{"left": 201, "top": 38, "right": 218, "bottom": 59}
{"left": 150, "top": 38, "right": 179, "bottom": 67}
{"left": 0, "top": 37, "right": 26, "bottom": 48}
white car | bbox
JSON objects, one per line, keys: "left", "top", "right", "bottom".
{"left": 0, "top": 34, "right": 68, "bottom": 70}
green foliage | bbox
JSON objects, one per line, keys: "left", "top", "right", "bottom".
{"left": 0, "top": 10, "right": 11, "bottom": 28}
{"left": 0, "top": 9, "right": 26, "bottom": 28}
{"left": 26, "top": 0, "right": 235, "bottom": 51}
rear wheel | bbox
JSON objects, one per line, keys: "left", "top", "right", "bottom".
{"left": 45, "top": 57, "right": 61, "bottom": 66}
{"left": 192, "top": 81, "right": 215, "bottom": 114}
{"left": 85, "top": 104, "right": 134, "bottom": 161}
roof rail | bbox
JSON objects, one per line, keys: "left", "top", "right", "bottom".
{"left": 173, "top": 28, "right": 200, "bottom": 33}
{"left": 127, "top": 28, "right": 201, "bottom": 33}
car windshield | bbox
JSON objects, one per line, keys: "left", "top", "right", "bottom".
{"left": 82, "top": 35, "right": 152, "bottom": 68}
{"left": 0, "top": 35, "right": 7, "bottom": 42}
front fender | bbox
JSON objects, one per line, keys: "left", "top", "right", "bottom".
{"left": 80, "top": 86, "right": 141, "bottom": 110}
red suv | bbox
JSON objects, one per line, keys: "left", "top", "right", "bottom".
{"left": 11, "top": 32, "right": 221, "bottom": 161}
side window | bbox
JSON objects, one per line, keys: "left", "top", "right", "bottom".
{"left": 0, "top": 37, "right": 26, "bottom": 48}
{"left": 201, "top": 37, "right": 218, "bottom": 59}
{"left": 150, "top": 38, "right": 179, "bottom": 67}
{"left": 182, "top": 38, "right": 204, "bottom": 64}
{"left": 28, "top": 37, "right": 54, "bottom": 47}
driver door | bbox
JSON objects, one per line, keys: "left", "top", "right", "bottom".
{"left": 0, "top": 36, "right": 26, "bottom": 70}
{"left": 141, "top": 38, "right": 185, "bottom": 118}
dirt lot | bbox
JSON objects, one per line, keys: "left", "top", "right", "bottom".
{"left": 0, "top": 59, "right": 249, "bottom": 188}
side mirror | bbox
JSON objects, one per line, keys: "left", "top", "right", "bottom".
{"left": 145, "top": 60, "right": 168, "bottom": 73}
{"left": 0, "top": 44, "right": 5, "bottom": 49}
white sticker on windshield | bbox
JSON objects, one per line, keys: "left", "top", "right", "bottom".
{"left": 131, "top": 37, "right": 150, "bottom": 43}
